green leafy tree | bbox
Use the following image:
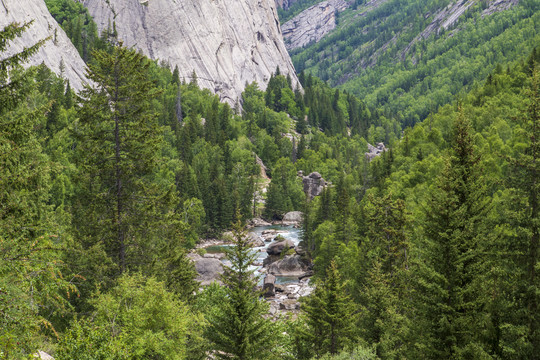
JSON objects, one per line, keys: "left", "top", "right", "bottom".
{"left": 57, "top": 273, "right": 191, "bottom": 359}
{"left": 495, "top": 68, "right": 540, "bottom": 357}
{"left": 264, "top": 157, "right": 304, "bottom": 219}
{"left": 204, "top": 220, "right": 281, "bottom": 359}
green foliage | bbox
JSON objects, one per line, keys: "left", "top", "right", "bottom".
{"left": 73, "top": 45, "right": 179, "bottom": 274}
{"left": 293, "top": 0, "right": 540, "bottom": 127}
{"left": 45, "top": 0, "right": 109, "bottom": 62}
{"left": 57, "top": 273, "right": 191, "bottom": 359}
{"left": 264, "top": 157, "right": 305, "bottom": 220}
{"left": 316, "top": 345, "right": 378, "bottom": 360}
{"left": 299, "top": 260, "right": 358, "bottom": 358}
{"left": 204, "top": 220, "right": 282, "bottom": 359}
{"left": 0, "top": 22, "right": 74, "bottom": 357}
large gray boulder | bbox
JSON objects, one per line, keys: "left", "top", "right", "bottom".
{"left": 282, "top": 211, "right": 304, "bottom": 225}
{"left": 266, "top": 239, "right": 295, "bottom": 256}
{"left": 268, "top": 255, "right": 308, "bottom": 277}
{"left": 193, "top": 257, "right": 223, "bottom": 285}
{"left": 247, "top": 232, "right": 265, "bottom": 247}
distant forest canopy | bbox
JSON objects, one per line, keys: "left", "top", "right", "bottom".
{"left": 1, "top": 0, "right": 539, "bottom": 358}
{"left": 289, "top": 0, "right": 540, "bottom": 127}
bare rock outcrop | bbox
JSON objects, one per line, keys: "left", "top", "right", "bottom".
{"left": 281, "top": 0, "right": 350, "bottom": 50}
{"left": 482, "top": 0, "right": 520, "bottom": 17}
{"left": 263, "top": 274, "right": 276, "bottom": 297}
{"left": 365, "top": 142, "right": 386, "bottom": 161}
{"left": 302, "top": 172, "right": 327, "bottom": 200}
{"left": 81, "top": 0, "right": 300, "bottom": 104}
{"left": 282, "top": 211, "right": 304, "bottom": 225}
{"left": 0, "top": 0, "right": 89, "bottom": 91}
{"left": 401, "top": 0, "right": 519, "bottom": 60}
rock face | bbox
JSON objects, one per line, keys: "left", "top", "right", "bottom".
{"left": 0, "top": 0, "right": 89, "bottom": 91}
{"left": 281, "top": 0, "right": 350, "bottom": 50}
{"left": 482, "top": 0, "right": 520, "bottom": 17}
{"left": 81, "top": 0, "right": 300, "bottom": 104}
{"left": 365, "top": 142, "right": 386, "bottom": 161}
{"left": 302, "top": 172, "right": 327, "bottom": 200}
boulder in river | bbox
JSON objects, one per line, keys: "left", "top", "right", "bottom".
{"left": 268, "top": 255, "right": 308, "bottom": 277}
{"left": 248, "top": 217, "right": 272, "bottom": 227}
{"left": 248, "top": 232, "right": 265, "bottom": 247}
{"left": 266, "top": 239, "right": 295, "bottom": 256}
{"left": 282, "top": 211, "right": 303, "bottom": 225}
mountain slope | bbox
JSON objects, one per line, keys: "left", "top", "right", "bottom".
{"left": 0, "top": 0, "right": 88, "bottom": 90}
{"left": 289, "top": 0, "right": 538, "bottom": 126}
{"left": 81, "top": 0, "right": 300, "bottom": 104}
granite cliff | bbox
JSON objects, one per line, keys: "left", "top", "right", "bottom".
{"left": 0, "top": 0, "right": 88, "bottom": 91}
{"left": 81, "top": 0, "right": 300, "bottom": 104}
{"left": 281, "top": 0, "right": 350, "bottom": 50}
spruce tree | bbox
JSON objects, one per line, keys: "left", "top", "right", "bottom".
{"left": 414, "top": 109, "right": 491, "bottom": 358}
{"left": 499, "top": 68, "right": 540, "bottom": 357}
{"left": 73, "top": 45, "right": 179, "bottom": 274}
{"left": 301, "top": 260, "right": 358, "bottom": 357}
{"left": 204, "top": 219, "right": 279, "bottom": 360}
{"left": 0, "top": 22, "right": 73, "bottom": 356}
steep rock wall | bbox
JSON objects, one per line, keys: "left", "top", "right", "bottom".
{"left": 281, "top": 0, "right": 349, "bottom": 50}
{"left": 0, "top": 0, "right": 88, "bottom": 91}
{"left": 82, "top": 0, "right": 299, "bottom": 104}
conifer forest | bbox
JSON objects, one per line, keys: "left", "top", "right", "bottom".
{"left": 1, "top": 0, "right": 539, "bottom": 358}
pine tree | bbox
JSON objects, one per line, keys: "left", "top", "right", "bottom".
{"left": 301, "top": 260, "right": 358, "bottom": 357}
{"left": 358, "top": 193, "right": 411, "bottom": 358}
{"left": 0, "top": 22, "right": 74, "bottom": 356}
{"left": 414, "top": 109, "right": 491, "bottom": 358}
{"left": 204, "top": 219, "right": 279, "bottom": 360}
{"left": 499, "top": 68, "right": 540, "bottom": 357}
{"left": 73, "top": 45, "right": 179, "bottom": 274}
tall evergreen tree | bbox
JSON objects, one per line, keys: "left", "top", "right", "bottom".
{"left": 73, "top": 46, "right": 179, "bottom": 274}
{"left": 0, "top": 22, "right": 73, "bottom": 356}
{"left": 204, "top": 219, "right": 280, "bottom": 359}
{"left": 498, "top": 68, "right": 540, "bottom": 357}
{"left": 301, "top": 260, "right": 358, "bottom": 358}
{"left": 413, "top": 109, "right": 491, "bottom": 358}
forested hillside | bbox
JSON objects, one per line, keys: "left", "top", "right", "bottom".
{"left": 290, "top": 0, "right": 539, "bottom": 126}
{"left": 1, "top": 0, "right": 539, "bottom": 359}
